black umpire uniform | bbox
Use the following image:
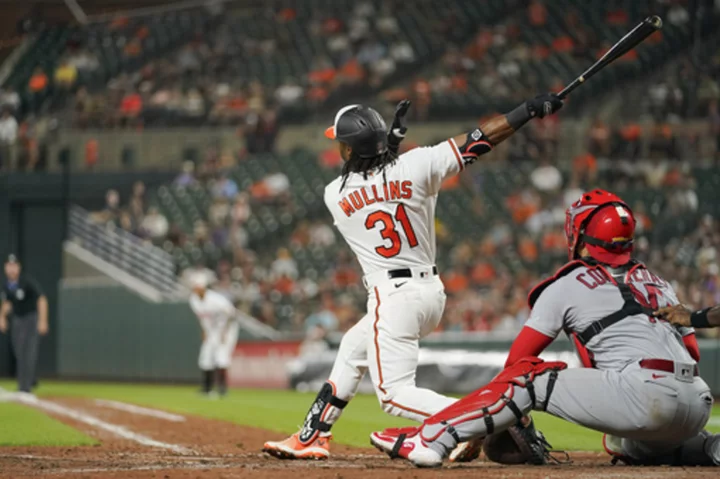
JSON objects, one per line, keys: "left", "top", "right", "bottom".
{"left": 0, "top": 254, "right": 48, "bottom": 393}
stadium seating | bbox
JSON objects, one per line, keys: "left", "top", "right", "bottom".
{"left": 5, "top": 7, "right": 214, "bottom": 114}
{"left": 6, "top": 0, "right": 712, "bottom": 124}
{"left": 425, "top": 0, "right": 700, "bottom": 118}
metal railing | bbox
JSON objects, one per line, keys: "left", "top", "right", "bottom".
{"left": 68, "top": 205, "right": 183, "bottom": 298}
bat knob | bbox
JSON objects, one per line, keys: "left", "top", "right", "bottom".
{"left": 649, "top": 15, "right": 663, "bottom": 29}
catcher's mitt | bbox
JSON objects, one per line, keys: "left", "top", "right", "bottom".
{"left": 483, "top": 418, "right": 569, "bottom": 465}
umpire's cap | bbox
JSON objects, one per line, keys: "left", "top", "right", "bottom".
{"left": 325, "top": 105, "right": 388, "bottom": 158}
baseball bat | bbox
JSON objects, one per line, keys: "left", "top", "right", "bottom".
{"left": 558, "top": 15, "right": 663, "bottom": 100}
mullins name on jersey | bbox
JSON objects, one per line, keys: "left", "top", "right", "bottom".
{"left": 337, "top": 180, "right": 413, "bottom": 217}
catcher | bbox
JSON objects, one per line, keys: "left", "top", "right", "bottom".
{"left": 370, "top": 189, "right": 720, "bottom": 467}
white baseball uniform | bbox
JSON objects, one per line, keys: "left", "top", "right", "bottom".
{"left": 322, "top": 139, "right": 467, "bottom": 421}
{"left": 190, "top": 289, "right": 240, "bottom": 370}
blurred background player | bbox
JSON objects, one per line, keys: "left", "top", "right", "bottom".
{"left": 189, "top": 275, "right": 239, "bottom": 397}
{"left": 264, "top": 92, "right": 563, "bottom": 460}
{"left": 0, "top": 254, "right": 48, "bottom": 394}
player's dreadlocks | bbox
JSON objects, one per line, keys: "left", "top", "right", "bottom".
{"left": 339, "top": 148, "right": 398, "bottom": 192}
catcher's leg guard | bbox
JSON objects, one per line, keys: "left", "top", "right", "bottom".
{"left": 419, "top": 357, "right": 566, "bottom": 458}
{"left": 297, "top": 381, "right": 348, "bottom": 445}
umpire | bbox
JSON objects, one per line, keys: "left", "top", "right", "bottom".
{"left": 0, "top": 254, "right": 48, "bottom": 393}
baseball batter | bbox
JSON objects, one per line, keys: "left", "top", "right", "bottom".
{"left": 264, "top": 93, "right": 563, "bottom": 460}
{"left": 371, "top": 189, "right": 720, "bottom": 468}
{"left": 189, "top": 275, "right": 239, "bottom": 397}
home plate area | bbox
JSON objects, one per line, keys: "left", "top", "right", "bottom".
{"left": 0, "top": 396, "right": 717, "bottom": 479}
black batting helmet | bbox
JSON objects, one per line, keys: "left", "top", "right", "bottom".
{"left": 325, "top": 104, "right": 388, "bottom": 158}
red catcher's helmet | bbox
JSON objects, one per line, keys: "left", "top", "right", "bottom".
{"left": 564, "top": 189, "right": 636, "bottom": 267}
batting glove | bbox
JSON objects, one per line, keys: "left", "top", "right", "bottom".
{"left": 388, "top": 99, "right": 411, "bottom": 153}
{"left": 527, "top": 93, "right": 563, "bottom": 119}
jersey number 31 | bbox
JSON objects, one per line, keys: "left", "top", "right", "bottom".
{"left": 365, "top": 204, "right": 418, "bottom": 258}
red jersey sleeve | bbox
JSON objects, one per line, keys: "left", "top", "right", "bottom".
{"left": 505, "top": 326, "right": 555, "bottom": 367}
{"left": 682, "top": 333, "right": 700, "bottom": 362}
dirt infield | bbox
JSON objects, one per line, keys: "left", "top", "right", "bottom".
{"left": 1, "top": 397, "right": 718, "bottom": 478}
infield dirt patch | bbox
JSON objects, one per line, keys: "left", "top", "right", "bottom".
{"left": 0, "top": 397, "right": 717, "bottom": 478}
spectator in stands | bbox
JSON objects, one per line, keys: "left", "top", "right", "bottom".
{"left": 245, "top": 109, "right": 278, "bottom": 154}
{"left": 528, "top": 0, "right": 547, "bottom": 26}
{"left": 290, "top": 221, "right": 311, "bottom": 247}
{"left": 530, "top": 156, "right": 562, "bottom": 192}
{"left": 299, "top": 324, "right": 331, "bottom": 356}
{"left": 128, "top": 181, "right": 146, "bottom": 224}
{"left": 67, "top": 48, "right": 100, "bottom": 74}
{"left": 140, "top": 207, "right": 168, "bottom": 241}
{"left": 209, "top": 197, "right": 230, "bottom": 228}
{"left": 271, "top": 248, "right": 298, "bottom": 280}
{"left": 255, "top": 300, "right": 278, "bottom": 328}
{"left": 666, "top": 172, "right": 699, "bottom": 216}
{"left": 667, "top": 3, "right": 690, "bottom": 26}
{"left": 177, "top": 44, "right": 201, "bottom": 72}
{"left": 309, "top": 220, "right": 335, "bottom": 247}
{"left": 54, "top": 60, "right": 78, "bottom": 90}
{"left": 275, "top": 78, "right": 304, "bottom": 107}
{"left": 251, "top": 170, "right": 290, "bottom": 203}
{"left": 174, "top": 161, "right": 198, "bottom": 187}
{"left": 0, "top": 87, "right": 21, "bottom": 114}
{"left": 648, "top": 123, "right": 679, "bottom": 160}
{"left": 0, "top": 109, "right": 18, "bottom": 171}
{"left": 94, "top": 189, "right": 121, "bottom": 227}
{"left": 27, "top": 67, "right": 48, "bottom": 113}
{"left": 305, "top": 293, "right": 339, "bottom": 333}
{"left": 183, "top": 88, "right": 206, "bottom": 119}
{"left": 118, "top": 90, "right": 143, "bottom": 127}
{"left": 588, "top": 119, "right": 611, "bottom": 157}
{"left": 572, "top": 150, "right": 598, "bottom": 185}
{"left": 211, "top": 173, "right": 239, "bottom": 200}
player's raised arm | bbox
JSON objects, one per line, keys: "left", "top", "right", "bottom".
{"left": 656, "top": 304, "right": 720, "bottom": 328}
{"left": 387, "top": 100, "right": 411, "bottom": 155}
{"left": 450, "top": 93, "right": 563, "bottom": 165}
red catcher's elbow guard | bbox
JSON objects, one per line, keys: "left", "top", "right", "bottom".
{"left": 422, "top": 358, "right": 567, "bottom": 439}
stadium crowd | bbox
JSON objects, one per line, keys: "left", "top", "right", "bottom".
{"left": 89, "top": 118, "right": 720, "bottom": 339}
{"left": 4, "top": 0, "right": 719, "bottom": 341}
{"left": 0, "top": 0, "right": 715, "bottom": 135}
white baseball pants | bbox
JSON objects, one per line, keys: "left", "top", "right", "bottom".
{"left": 198, "top": 321, "right": 240, "bottom": 370}
{"left": 327, "top": 270, "right": 455, "bottom": 422}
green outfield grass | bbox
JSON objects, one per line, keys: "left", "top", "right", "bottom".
{"left": 0, "top": 401, "right": 97, "bottom": 446}
{"left": 1, "top": 380, "right": 719, "bottom": 450}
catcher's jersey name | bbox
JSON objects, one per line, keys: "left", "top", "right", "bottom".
{"left": 337, "top": 180, "right": 413, "bottom": 217}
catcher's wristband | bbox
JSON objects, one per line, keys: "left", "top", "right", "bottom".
{"left": 505, "top": 102, "right": 531, "bottom": 131}
{"left": 690, "top": 308, "right": 711, "bottom": 328}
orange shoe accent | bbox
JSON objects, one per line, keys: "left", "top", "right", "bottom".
{"left": 263, "top": 432, "right": 331, "bottom": 460}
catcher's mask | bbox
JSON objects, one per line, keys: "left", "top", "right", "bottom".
{"left": 325, "top": 104, "right": 388, "bottom": 158}
{"left": 565, "top": 189, "right": 636, "bottom": 267}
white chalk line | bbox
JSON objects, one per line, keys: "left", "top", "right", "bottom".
{"left": 43, "top": 463, "right": 238, "bottom": 475}
{"left": 0, "top": 388, "right": 194, "bottom": 455}
{"left": 94, "top": 399, "right": 186, "bottom": 422}
{"left": 707, "top": 417, "right": 720, "bottom": 427}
